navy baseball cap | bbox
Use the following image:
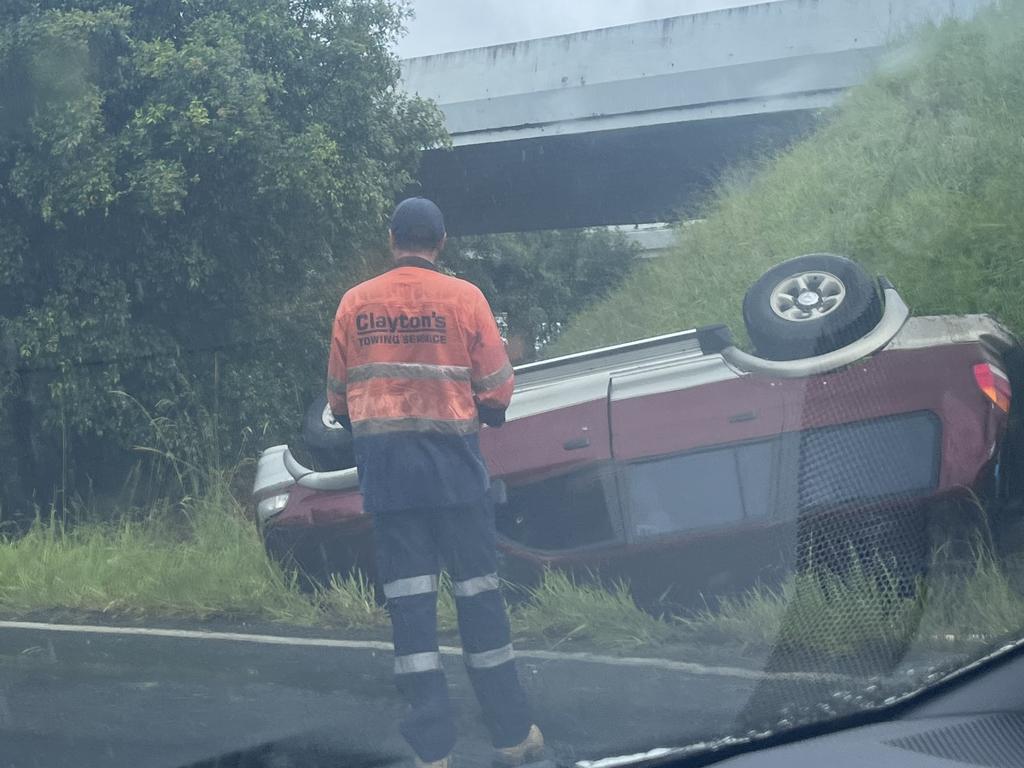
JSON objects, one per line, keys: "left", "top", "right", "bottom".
{"left": 390, "top": 197, "right": 446, "bottom": 250}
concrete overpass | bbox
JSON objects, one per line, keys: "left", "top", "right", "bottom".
{"left": 401, "top": 0, "right": 988, "bottom": 235}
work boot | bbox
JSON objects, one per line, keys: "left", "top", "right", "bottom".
{"left": 494, "top": 725, "right": 545, "bottom": 767}
{"left": 414, "top": 755, "right": 451, "bottom": 768}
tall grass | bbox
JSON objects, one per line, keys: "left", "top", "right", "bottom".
{"left": 436, "top": 572, "right": 459, "bottom": 633}
{"left": 0, "top": 485, "right": 318, "bottom": 623}
{"left": 318, "top": 571, "right": 458, "bottom": 633}
{"left": 680, "top": 558, "right": 920, "bottom": 658}
{"left": 0, "top": 474, "right": 486, "bottom": 633}
{"left": 680, "top": 543, "right": 1024, "bottom": 657}
{"left": 512, "top": 570, "right": 675, "bottom": 650}
{"left": 919, "top": 543, "right": 1024, "bottom": 643}
{"left": 0, "top": 387, "right": 318, "bottom": 624}
{"left": 320, "top": 571, "right": 388, "bottom": 629}
{"left": 548, "top": 1, "right": 1024, "bottom": 356}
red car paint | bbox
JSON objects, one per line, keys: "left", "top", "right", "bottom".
{"left": 262, "top": 331, "right": 1017, "bottom": 605}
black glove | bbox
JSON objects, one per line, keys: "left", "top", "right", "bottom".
{"left": 477, "top": 403, "right": 506, "bottom": 428}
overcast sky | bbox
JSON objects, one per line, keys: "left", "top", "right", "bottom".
{"left": 395, "top": 0, "right": 772, "bottom": 58}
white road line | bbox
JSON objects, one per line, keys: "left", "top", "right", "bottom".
{"left": 0, "top": 620, "right": 401, "bottom": 653}
{"left": 519, "top": 650, "right": 838, "bottom": 682}
{"left": 0, "top": 620, "right": 842, "bottom": 682}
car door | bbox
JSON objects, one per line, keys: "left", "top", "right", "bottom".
{"left": 478, "top": 364, "right": 624, "bottom": 585}
{"left": 606, "top": 357, "right": 790, "bottom": 604}
{"left": 478, "top": 365, "right": 611, "bottom": 482}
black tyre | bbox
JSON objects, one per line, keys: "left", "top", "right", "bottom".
{"left": 743, "top": 254, "right": 882, "bottom": 361}
{"left": 301, "top": 393, "right": 355, "bottom": 471}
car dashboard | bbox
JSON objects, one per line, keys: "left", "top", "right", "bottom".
{"left": 696, "top": 649, "right": 1024, "bottom": 768}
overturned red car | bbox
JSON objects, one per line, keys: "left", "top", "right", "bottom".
{"left": 253, "top": 255, "right": 1023, "bottom": 605}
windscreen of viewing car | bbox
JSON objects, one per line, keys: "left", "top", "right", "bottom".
{"left": 3, "top": 1, "right": 1024, "bottom": 767}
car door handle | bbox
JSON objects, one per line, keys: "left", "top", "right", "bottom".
{"left": 563, "top": 437, "right": 591, "bottom": 451}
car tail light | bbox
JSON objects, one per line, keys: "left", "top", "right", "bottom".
{"left": 973, "top": 363, "right": 1011, "bottom": 413}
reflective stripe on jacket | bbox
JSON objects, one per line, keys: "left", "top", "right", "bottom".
{"left": 326, "top": 257, "right": 514, "bottom": 512}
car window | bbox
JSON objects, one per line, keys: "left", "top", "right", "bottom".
{"left": 627, "top": 412, "right": 940, "bottom": 541}
{"left": 788, "top": 411, "right": 942, "bottom": 511}
{"left": 628, "top": 447, "right": 750, "bottom": 538}
{"left": 498, "top": 466, "right": 622, "bottom": 551}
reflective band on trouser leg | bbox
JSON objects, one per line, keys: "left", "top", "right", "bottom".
{"left": 383, "top": 574, "right": 438, "bottom": 600}
{"left": 371, "top": 508, "right": 454, "bottom": 763}
{"left": 463, "top": 639, "right": 531, "bottom": 749}
{"left": 394, "top": 651, "right": 443, "bottom": 675}
{"left": 390, "top": 592, "right": 453, "bottom": 759}
{"left": 456, "top": 586, "right": 531, "bottom": 748}
{"left": 453, "top": 573, "right": 499, "bottom": 598}
{"left": 464, "top": 643, "right": 515, "bottom": 670}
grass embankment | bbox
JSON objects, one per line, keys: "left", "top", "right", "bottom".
{"left": 547, "top": 1, "right": 1024, "bottom": 356}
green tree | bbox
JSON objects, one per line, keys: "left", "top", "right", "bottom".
{"left": 443, "top": 229, "right": 639, "bottom": 362}
{"left": 0, "top": 0, "right": 444, "bottom": 516}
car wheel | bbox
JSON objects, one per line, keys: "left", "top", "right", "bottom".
{"left": 302, "top": 393, "right": 355, "bottom": 471}
{"left": 743, "top": 254, "right": 882, "bottom": 361}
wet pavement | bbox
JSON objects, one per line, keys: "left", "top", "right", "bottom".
{"left": 0, "top": 621, "right": 810, "bottom": 768}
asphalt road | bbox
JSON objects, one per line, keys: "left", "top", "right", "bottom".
{"left": 0, "top": 621, "right": 844, "bottom": 768}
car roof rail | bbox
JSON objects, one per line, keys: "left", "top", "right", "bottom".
{"left": 517, "top": 328, "right": 704, "bottom": 376}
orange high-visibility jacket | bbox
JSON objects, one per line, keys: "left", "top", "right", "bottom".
{"left": 327, "top": 257, "right": 514, "bottom": 511}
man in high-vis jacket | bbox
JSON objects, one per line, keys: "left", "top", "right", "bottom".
{"left": 326, "top": 198, "right": 543, "bottom": 768}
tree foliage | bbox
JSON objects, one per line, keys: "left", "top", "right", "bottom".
{"left": 443, "top": 229, "right": 639, "bottom": 362}
{"left": 0, "top": 0, "right": 444, "bottom": 515}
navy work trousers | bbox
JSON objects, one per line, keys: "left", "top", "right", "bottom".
{"left": 372, "top": 497, "right": 532, "bottom": 762}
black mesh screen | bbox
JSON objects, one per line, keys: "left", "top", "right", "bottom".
{"left": 738, "top": 393, "right": 988, "bottom": 734}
